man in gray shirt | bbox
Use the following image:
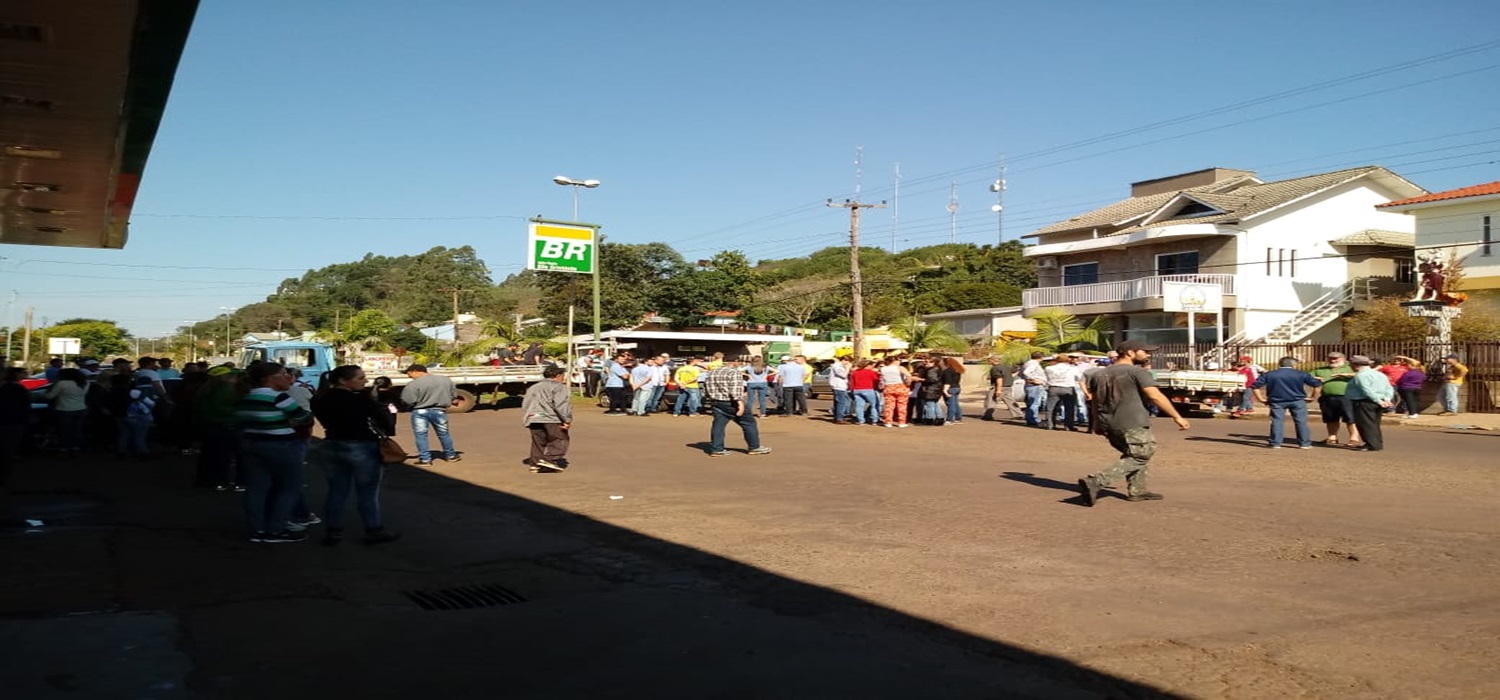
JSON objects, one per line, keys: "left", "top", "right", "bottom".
{"left": 1077, "top": 341, "right": 1189, "bottom": 507}
{"left": 400, "top": 364, "right": 460, "bottom": 466}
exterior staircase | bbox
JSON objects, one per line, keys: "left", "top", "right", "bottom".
{"left": 1220, "top": 277, "right": 1376, "bottom": 351}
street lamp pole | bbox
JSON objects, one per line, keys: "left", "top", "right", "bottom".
{"left": 552, "top": 176, "right": 603, "bottom": 341}
{"left": 182, "top": 321, "right": 197, "bottom": 362}
{"left": 220, "top": 307, "right": 236, "bottom": 360}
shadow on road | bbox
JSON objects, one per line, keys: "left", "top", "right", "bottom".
{"left": 1, "top": 448, "right": 1184, "bottom": 699}
{"left": 997, "top": 471, "right": 1110, "bottom": 506}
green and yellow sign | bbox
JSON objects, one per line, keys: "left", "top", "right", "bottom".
{"left": 527, "top": 222, "right": 596, "bottom": 274}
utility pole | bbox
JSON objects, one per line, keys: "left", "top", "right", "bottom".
{"left": 947, "top": 181, "right": 960, "bottom": 244}
{"left": 827, "top": 197, "right": 887, "bottom": 360}
{"left": 21, "top": 308, "right": 33, "bottom": 366}
{"left": 437, "top": 288, "right": 468, "bottom": 347}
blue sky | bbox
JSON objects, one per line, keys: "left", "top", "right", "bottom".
{"left": 6, "top": 0, "right": 1500, "bottom": 337}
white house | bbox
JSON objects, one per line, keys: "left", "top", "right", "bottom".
{"left": 921, "top": 306, "right": 1034, "bottom": 340}
{"left": 1377, "top": 180, "right": 1500, "bottom": 313}
{"left": 1022, "top": 166, "right": 1426, "bottom": 346}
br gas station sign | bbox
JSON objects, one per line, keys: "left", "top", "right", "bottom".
{"left": 527, "top": 221, "right": 596, "bottom": 274}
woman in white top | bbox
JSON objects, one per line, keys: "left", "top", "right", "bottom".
{"left": 45, "top": 368, "right": 91, "bottom": 453}
{"left": 878, "top": 356, "right": 912, "bottom": 427}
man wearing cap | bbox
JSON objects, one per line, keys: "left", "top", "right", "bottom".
{"left": 1312, "top": 352, "right": 1361, "bottom": 447}
{"left": 1438, "top": 354, "right": 1468, "bottom": 415}
{"left": 1077, "top": 340, "right": 1190, "bottom": 507}
{"left": 1252, "top": 357, "right": 1322, "bottom": 448}
{"left": 1346, "top": 355, "right": 1395, "bottom": 451}
{"left": 400, "top": 364, "right": 461, "bottom": 465}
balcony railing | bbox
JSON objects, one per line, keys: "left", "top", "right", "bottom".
{"left": 1023, "top": 273, "right": 1238, "bottom": 308}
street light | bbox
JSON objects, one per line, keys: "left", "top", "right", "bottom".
{"left": 181, "top": 321, "right": 197, "bottom": 363}
{"left": 552, "top": 175, "right": 600, "bottom": 221}
{"left": 220, "top": 306, "right": 236, "bottom": 360}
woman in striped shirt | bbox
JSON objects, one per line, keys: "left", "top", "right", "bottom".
{"left": 237, "top": 362, "right": 314, "bottom": 544}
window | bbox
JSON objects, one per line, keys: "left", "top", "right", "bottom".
{"left": 1395, "top": 258, "right": 1415, "bottom": 284}
{"left": 1156, "top": 251, "right": 1199, "bottom": 276}
{"left": 1266, "top": 248, "right": 1273, "bottom": 275}
{"left": 1290, "top": 249, "right": 1296, "bottom": 277}
{"left": 1062, "top": 262, "right": 1099, "bottom": 286}
{"left": 1485, "top": 215, "right": 1493, "bottom": 257}
{"left": 1278, "top": 249, "right": 1286, "bottom": 277}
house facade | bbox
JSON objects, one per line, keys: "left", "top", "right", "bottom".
{"left": 1377, "top": 180, "right": 1500, "bottom": 313}
{"left": 920, "top": 306, "right": 1034, "bottom": 340}
{"left": 1022, "top": 166, "right": 1425, "bottom": 346}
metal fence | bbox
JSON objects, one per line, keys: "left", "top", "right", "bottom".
{"left": 1149, "top": 341, "right": 1500, "bottom": 413}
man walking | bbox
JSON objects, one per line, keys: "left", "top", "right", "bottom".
{"left": 1251, "top": 357, "right": 1322, "bottom": 449}
{"left": 982, "top": 356, "right": 1006, "bottom": 421}
{"left": 1077, "top": 341, "right": 1190, "bottom": 507}
{"left": 521, "top": 366, "right": 572, "bottom": 472}
{"left": 1346, "top": 355, "right": 1395, "bottom": 452}
{"left": 400, "top": 364, "right": 460, "bottom": 466}
{"left": 701, "top": 359, "right": 772, "bottom": 457}
{"left": 1438, "top": 354, "right": 1468, "bottom": 415}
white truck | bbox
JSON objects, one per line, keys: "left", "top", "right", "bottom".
{"left": 238, "top": 341, "right": 548, "bottom": 413}
{"left": 1150, "top": 369, "right": 1247, "bottom": 413}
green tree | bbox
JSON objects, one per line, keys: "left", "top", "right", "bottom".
{"left": 890, "top": 316, "right": 967, "bottom": 353}
{"left": 994, "top": 310, "right": 1113, "bottom": 363}
{"left": 343, "top": 309, "right": 398, "bottom": 343}
{"left": 45, "top": 319, "right": 130, "bottom": 357}
{"left": 1344, "top": 295, "right": 1500, "bottom": 342}
{"left": 913, "top": 281, "right": 1022, "bottom": 314}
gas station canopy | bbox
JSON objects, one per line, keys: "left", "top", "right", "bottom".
{"left": 0, "top": 0, "right": 198, "bottom": 249}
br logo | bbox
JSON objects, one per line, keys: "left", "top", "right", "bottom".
{"left": 539, "top": 240, "right": 589, "bottom": 261}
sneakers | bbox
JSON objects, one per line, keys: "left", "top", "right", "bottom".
{"left": 1077, "top": 477, "right": 1100, "bottom": 507}
{"left": 363, "top": 530, "right": 401, "bottom": 545}
{"left": 747, "top": 446, "right": 772, "bottom": 455}
{"left": 705, "top": 451, "right": 729, "bottom": 457}
{"left": 446, "top": 454, "right": 462, "bottom": 463}
{"left": 1126, "top": 493, "right": 1165, "bottom": 502}
{"left": 251, "top": 531, "right": 307, "bottom": 544}
{"left": 532, "top": 458, "right": 567, "bottom": 472}
{"left": 1268, "top": 444, "right": 1282, "bottom": 449}
{"left": 896, "top": 423, "right": 909, "bottom": 428}
{"left": 415, "top": 460, "right": 434, "bottom": 467}
{"left": 285, "top": 513, "right": 322, "bottom": 532}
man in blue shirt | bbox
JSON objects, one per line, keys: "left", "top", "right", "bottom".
{"left": 1251, "top": 357, "right": 1322, "bottom": 449}
{"left": 602, "top": 353, "right": 631, "bottom": 415}
{"left": 1346, "top": 355, "right": 1396, "bottom": 451}
{"left": 629, "top": 356, "right": 660, "bottom": 416}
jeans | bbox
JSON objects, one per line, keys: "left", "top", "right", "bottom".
{"left": 1045, "top": 387, "right": 1078, "bottom": 428}
{"left": 410, "top": 408, "right": 456, "bottom": 461}
{"left": 321, "top": 440, "right": 384, "bottom": 531}
{"left": 631, "top": 388, "right": 655, "bottom": 415}
{"left": 647, "top": 385, "right": 666, "bottom": 414}
{"left": 240, "top": 439, "right": 305, "bottom": 534}
{"left": 780, "top": 386, "right": 807, "bottom": 415}
{"left": 1398, "top": 388, "right": 1421, "bottom": 415}
{"left": 746, "top": 383, "right": 770, "bottom": 416}
{"left": 853, "top": 389, "right": 881, "bottom": 423}
{"left": 116, "top": 415, "right": 152, "bottom": 456}
{"left": 1267, "top": 400, "right": 1312, "bottom": 447}
{"left": 1238, "top": 390, "right": 1254, "bottom": 412}
{"left": 52, "top": 410, "right": 87, "bottom": 451}
{"left": 196, "top": 423, "right": 241, "bottom": 487}
{"left": 923, "top": 398, "right": 943, "bottom": 422}
{"left": 674, "top": 387, "right": 703, "bottom": 415}
{"left": 708, "top": 400, "right": 761, "bottom": 452}
{"left": 1024, "top": 384, "right": 1047, "bottom": 425}
{"left": 946, "top": 386, "right": 963, "bottom": 422}
{"left": 832, "top": 390, "right": 851, "bottom": 422}
{"left": 1440, "top": 383, "right": 1460, "bottom": 413}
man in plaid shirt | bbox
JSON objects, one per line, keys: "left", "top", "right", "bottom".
{"left": 701, "top": 358, "right": 773, "bottom": 457}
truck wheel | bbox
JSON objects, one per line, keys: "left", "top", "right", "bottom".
{"left": 450, "top": 389, "right": 477, "bottom": 413}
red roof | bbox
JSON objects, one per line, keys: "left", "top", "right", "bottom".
{"left": 1378, "top": 180, "right": 1500, "bottom": 208}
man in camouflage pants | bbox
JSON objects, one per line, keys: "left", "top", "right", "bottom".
{"left": 1077, "top": 341, "right": 1191, "bottom": 507}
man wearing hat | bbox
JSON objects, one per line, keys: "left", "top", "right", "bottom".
{"left": 1345, "top": 355, "right": 1394, "bottom": 451}
{"left": 1077, "top": 340, "right": 1190, "bottom": 507}
{"left": 1312, "top": 352, "right": 1361, "bottom": 447}
{"left": 400, "top": 364, "right": 461, "bottom": 466}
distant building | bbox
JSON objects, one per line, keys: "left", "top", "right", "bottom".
{"left": 921, "top": 306, "right": 1033, "bottom": 340}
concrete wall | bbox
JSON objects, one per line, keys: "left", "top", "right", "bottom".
{"left": 1406, "top": 198, "right": 1500, "bottom": 296}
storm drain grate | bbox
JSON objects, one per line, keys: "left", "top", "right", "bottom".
{"left": 401, "top": 584, "right": 527, "bottom": 611}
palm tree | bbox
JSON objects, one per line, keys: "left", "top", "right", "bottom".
{"left": 994, "top": 310, "right": 1113, "bottom": 364}
{"left": 890, "top": 316, "right": 968, "bottom": 353}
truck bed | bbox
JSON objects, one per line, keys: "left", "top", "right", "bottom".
{"left": 1150, "top": 369, "right": 1245, "bottom": 393}
{"left": 373, "top": 364, "right": 549, "bottom": 386}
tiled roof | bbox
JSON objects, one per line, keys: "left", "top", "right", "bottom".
{"left": 1032, "top": 166, "right": 1409, "bottom": 237}
{"left": 1329, "top": 229, "right": 1414, "bottom": 247}
{"left": 1378, "top": 180, "right": 1500, "bottom": 208}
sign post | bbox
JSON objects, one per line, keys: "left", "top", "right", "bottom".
{"left": 1162, "top": 282, "right": 1223, "bottom": 369}
{"left": 528, "top": 218, "right": 601, "bottom": 341}
{"left": 47, "top": 336, "right": 81, "bottom": 364}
